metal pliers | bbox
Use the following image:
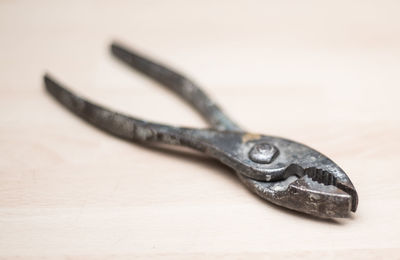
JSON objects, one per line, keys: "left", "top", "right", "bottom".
{"left": 44, "top": 42, "right": 358, "bottom": 218}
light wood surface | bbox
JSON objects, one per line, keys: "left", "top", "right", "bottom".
{"left": 1, "top": 0, "right": 400, "bottom": 259}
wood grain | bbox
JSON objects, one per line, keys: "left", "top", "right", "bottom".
{"left": 0, "top": 0, "right": 399, "bottom": 259}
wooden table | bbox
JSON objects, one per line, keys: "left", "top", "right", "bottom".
{"left": 1, "top": 1, "right": 399, "bottom": 259}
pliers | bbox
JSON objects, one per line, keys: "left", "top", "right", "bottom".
{"left": 44, "top": 42, "right": 358, "bottom": 218}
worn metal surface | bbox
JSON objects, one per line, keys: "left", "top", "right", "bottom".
{"left": 44, "top": 42, "right": 358, "bottom": 218}
{"left": 111, "top": 43, "right": 241, "bottom": 132}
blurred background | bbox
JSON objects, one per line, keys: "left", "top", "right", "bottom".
{"left": 0, "top": 0, "right": 399, "bottom": 259}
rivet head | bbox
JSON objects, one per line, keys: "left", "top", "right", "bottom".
{"left": 249, "top": 142, "right": 279, "bottom": 164}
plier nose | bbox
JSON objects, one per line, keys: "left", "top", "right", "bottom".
{"left": 242, "top": 174, "right": 355, "bottom": 218}
{"left": 43, "top": 42, "right": 358, "bottom": 218}
{"left": 238, "top": 140, "right": 358, "bottom": 218}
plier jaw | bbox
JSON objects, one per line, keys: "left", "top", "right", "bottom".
{"left": 44, "top": 42, "right": 358, "bottom": 219}
{"left": 237, "top": 134, "right": 359, "bottom": 218}
{"left": 195, "top": 132, "right": 358, "bottom": 218}
{"left": 242, "top": 175, "right": 354, "bottom": 218}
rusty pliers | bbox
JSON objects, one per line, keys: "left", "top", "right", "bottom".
{"left": 44, "top": 42, "right": 358, "bottom": 218}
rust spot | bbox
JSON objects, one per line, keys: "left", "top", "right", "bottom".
{"left": 241, "top": 133, "right": 261, "bottom": 143}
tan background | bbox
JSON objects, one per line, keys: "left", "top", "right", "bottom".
{"left": 1, "top": 0, "right": 400, "bottom": 259}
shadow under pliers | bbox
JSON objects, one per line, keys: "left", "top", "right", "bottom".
{"left": 43, "top": 42, "right": 358, "bottom": 218}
